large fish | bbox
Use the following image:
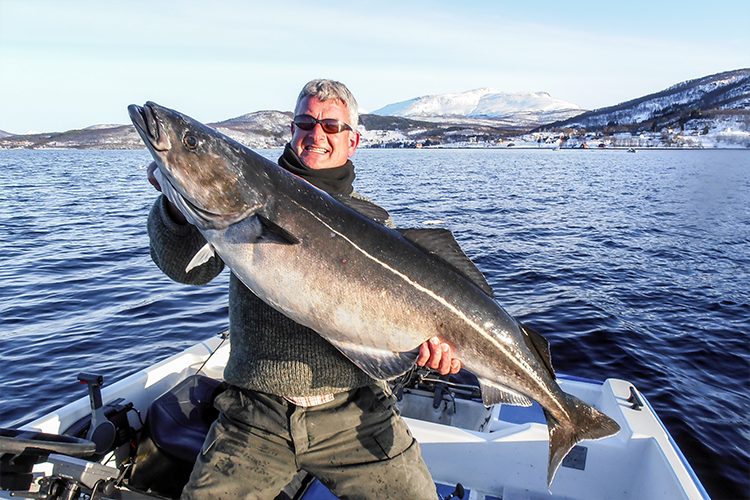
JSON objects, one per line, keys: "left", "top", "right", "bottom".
{"left": 129, "top": 101, "right": 619, "bottom": 487}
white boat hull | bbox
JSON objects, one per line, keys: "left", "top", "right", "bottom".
{"left": 1, "top": 334, "right": 709, "bottom": 500}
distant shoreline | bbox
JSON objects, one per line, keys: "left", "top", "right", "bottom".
{"left": 2, "top": 145, "right": 748, "bottom": 152}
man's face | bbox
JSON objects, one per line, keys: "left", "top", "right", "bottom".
{"left": 291, "top": 96, "right": 360, "bottom": 170}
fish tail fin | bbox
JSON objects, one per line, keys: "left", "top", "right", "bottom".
{"left": 544, "top": 393, "right": 620, "bottom": 488}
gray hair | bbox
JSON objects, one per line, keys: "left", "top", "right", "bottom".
{"left": 295, "top": 79, "right": 359, "bottom": 129}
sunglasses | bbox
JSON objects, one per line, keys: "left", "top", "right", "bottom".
{"left": 293, "top": 114, "right": 353, "bottom": 134}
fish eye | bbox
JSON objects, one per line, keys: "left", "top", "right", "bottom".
{"left": 183, "top": 134, "right": 199, "bottom": 150}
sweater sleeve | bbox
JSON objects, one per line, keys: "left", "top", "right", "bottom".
{"left": 147, "top": 195, "right": 225, "bottom": 285}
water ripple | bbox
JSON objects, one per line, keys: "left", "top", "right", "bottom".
{"left": 1, "top": 148, "right": 748, "bottom": 499}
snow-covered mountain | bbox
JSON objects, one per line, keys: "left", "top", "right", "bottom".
{"left": 544, "top": 68, "right": 749, "bottom": 131}
{"left": 2, "top": 70, "right": 746, "bottom": 150}
{"left": 0, "top": 111, "right": 294, "bottom": 150}
{"left": 371, "top": 88, "right": 585, "bottom": 126}
{"left": 211, "top": 110, "right": 293, "bottom": 148}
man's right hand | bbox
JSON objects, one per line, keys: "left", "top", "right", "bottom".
{"left": 416, "top": 337, "right": 461, "bottom": 376}
{"left": 147, "top": 162, "right": 188, "bottom": 225}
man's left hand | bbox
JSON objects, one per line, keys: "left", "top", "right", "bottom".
{"left": 416, "top": 337, "right": 461, "bottom": 375}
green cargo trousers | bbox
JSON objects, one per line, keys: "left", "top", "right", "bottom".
{"left": 180, "top": 383, "right": 438, "bottom": 500}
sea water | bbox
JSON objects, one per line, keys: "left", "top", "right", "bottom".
{"left": 1, "top": 148, "right": 748, "bottom": 499}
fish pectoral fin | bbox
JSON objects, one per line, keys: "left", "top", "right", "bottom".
{"left": 398, "top": 228, "right": 495, "bottom": 298}
{"left": 478, "top": 378, "right": 533, "bottom": 407}
{"left": 328, "top": 340, "right": 420, "bottom": 381}
{"left": 185, "top": 243, "right": 216, "bottom": 273}
{"left": 256, "top": 214, "right": 300, "bottom": 245}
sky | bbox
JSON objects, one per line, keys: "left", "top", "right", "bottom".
{"left": 0, "top": 0, "right": 748, "bottom": 134}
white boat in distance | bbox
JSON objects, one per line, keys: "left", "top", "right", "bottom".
{"left": 0, "top": 331, "right": 710, "bottom": 500}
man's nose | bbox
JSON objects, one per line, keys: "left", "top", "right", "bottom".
{"left": 312, "top": 123, "right": 328, "bottom": 141}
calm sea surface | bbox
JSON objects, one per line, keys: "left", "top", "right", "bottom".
{"left": 1, "top": 148, "right": 748, "bottom": 499}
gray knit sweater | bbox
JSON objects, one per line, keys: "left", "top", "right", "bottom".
{"left": 147, "top": 194, "right": 380, "bottom": 397}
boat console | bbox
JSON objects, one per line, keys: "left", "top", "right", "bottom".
{"left": 0, "top": 367, "right": 469, "bottom": 500}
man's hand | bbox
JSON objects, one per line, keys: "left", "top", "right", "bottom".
{"left": 416, "top": 337, "right": 461, "bottom": 376}
{"left": 147, "top": 162, "right": 188, "bottom": 225}
{"left": 147, "top": 161, "right": 162, "bottom": 191}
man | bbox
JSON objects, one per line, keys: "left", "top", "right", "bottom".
{"left": 147, "top": 79, "right": 460, "bottom": 500}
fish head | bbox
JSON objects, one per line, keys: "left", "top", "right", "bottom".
{"left": 129, "top": 101, "right": 266, "bottom": 230}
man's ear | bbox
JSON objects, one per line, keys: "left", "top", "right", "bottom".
{"left": 348, "top": 131, "right": 360, "bottom": 158}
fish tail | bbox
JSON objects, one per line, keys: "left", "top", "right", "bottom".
{"left": 544, "top": 393, "right": 620, "bottom": 488}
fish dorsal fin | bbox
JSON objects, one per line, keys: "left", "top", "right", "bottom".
{"left": 478, "top": 378, "right": 533, "bottom": 407}
{"left": 256, "top": 214, "right": 300, "bottom": 244}
{"left": 332, "top": 194, "right": 391, "bottom": 226}
{"left": 325, "top": 339, "right": 420, "bottom": 381}
{"left": 185, "top": 243, "right": 216, "bottom": 273}
{"left": 519, "top": 322, "right": 555, "bottom": 379}
{"left": 398, "top": 228, "right": 494, "bottom": 298}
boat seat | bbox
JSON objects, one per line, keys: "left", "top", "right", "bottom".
{"left": 129, "top": 374, "right": 226, "bottom": 499}
{"left": 145, "top": 374, "right": 225, "bottom": 462}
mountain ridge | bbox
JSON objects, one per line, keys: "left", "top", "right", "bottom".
{"left": 1, "top": 69, "right": 747, "bottom": 149}
{"left": 372, "top": 88, "right": 585, "bottom": 128}
{"left": 537, "top": 68, "right": 749, "bottom": 132}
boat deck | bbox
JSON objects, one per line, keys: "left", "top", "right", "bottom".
{"left": 3, "top": 335, "right": 709, "bottom": 500}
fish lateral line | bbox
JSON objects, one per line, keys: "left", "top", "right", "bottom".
{"left": 289, "top": 197, "right": 528, "bottom": 365}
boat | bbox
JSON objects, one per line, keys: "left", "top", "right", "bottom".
{"left": 0, "top": 330, "right": 710, "bottom": 500}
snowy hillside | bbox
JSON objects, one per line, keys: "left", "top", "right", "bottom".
{"left": 545, "top": 68, "right": 749, "bottom": 131}
{"left": 211, "top": 110, "right": 293, "bottom": 148}
{"left": 2, "top": 69, "right": 746, "bottom": 149}
{"left": 372, "top": 88, "right": 584, "bottom": 126}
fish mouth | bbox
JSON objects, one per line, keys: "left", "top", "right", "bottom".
{"left": 128, "top": 102, "right": 170, "bottom": 151}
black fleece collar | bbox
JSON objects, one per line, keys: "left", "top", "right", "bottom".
{"left": 278, "top": 143, "right": 355, "bottom": 195}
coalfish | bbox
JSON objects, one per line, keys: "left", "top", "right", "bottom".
{"left": 129, "top": 101, "right": 620, "bottom": 487}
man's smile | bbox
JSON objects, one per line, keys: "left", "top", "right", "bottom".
{"left": 304, "top": 145, "right": 330, "bottom": 154}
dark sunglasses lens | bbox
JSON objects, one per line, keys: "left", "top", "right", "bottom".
{"left": 294, "top": 115, "right": 350, "bottom": 134}
{"left": 320, "top": 120, "right": 342, "bottom": 134}
{"left": 294, "top": 116, "right": 316, "bottom": 130}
